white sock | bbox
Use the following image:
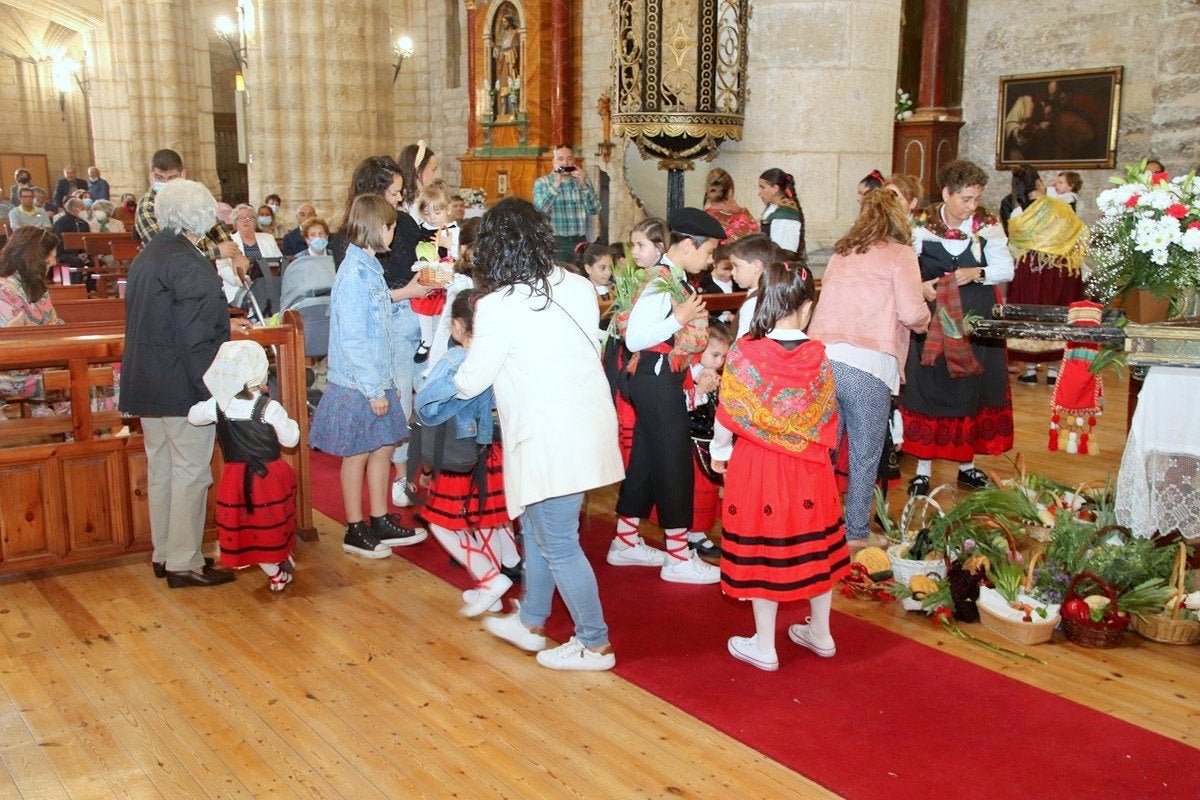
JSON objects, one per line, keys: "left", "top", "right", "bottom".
{"left": 1023, "top": 364, "right": 1037, "bottom": 375}
{"left": 259, "top": 563, "right": 280, "bottom": 577}
{"left": 430, "top": 523, "right": 501, "bottom": 583}
{"left": 751, "top": 598, "right": 779, "bottom": 656}
{"left": 807, "top": 591, "right": 834, "bottom": 644}
{"left": 493, "top": 526, "right": 521, "bottom": 569}
{"left": 916, "top": 459, "right": 932, "bottom": 478}
{"left": 958, "top": 460, "right": 975, "bottom": 473}
{"left": 615, "top": 516, "right": 640, "bottom": 547}
{"left": 418, "top": 314, "right": 435, "bottom": 347}
{"left": 1047, "top": 367, "right": 1058, "bottom": 378}
{"left": 664, "top": 527, "right": 688, "bottom": 561}
{"left": 686, "top": 530, "right": 709, "bottom": 543}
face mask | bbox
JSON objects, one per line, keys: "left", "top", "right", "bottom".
{"left": 309, "top": 236, "right": 328, "bottom": 253}
{"left": 83, "top": 198, "right": 93, "bottom": 208}
{"left": 125, "top": 201, "right": 136, "bottom": 211}
{"left": 153, "top": 182, "right": 165, "bottom": 193}
{"left": 17, "top": 177, "right": 29, "bottom": 184}
{"left": 257, "top": 216, "right": 273, "bottom": 228}
{"left": 268, "top": 203, "right": 280, "bottom": 213}
{"left": 96, "top": 211, "right": 108, "bottom": 223}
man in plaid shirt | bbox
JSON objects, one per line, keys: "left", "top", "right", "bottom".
{"left": 135, "top": 149, "right": 236, "bottom": 262}
{"left": 533, "top": 144, "right": 600, "bottom": 262}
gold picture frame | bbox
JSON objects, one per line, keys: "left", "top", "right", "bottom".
{"left": 996, "top": 66, "right": 1123, "bottom": 170}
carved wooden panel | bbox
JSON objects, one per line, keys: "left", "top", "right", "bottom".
{"left": 60, "top": 449, "right": 128, "bottom": 556}
{"left": 126, "top": 448, "right": 152, "bottom": 547}
{"left": 0, "top": 458, "right": 62, "bottom": 566}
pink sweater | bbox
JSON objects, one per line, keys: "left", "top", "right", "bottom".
{"left": 808, "top": 242, "right": 931, "bottom": 381}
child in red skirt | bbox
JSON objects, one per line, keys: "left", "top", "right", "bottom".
{"left": 711, "top": 261, "right": 850, "bottom": 671}
{"left": 414, "top": 290, "right": 521, "bottom": 617}
{"left": 687, "top": 320, "right": 733, "bottom": 559}
{"left": 188, "top": 340, "right": 300, "bottom": 592}
{"left": 412, "top": 182, "right": 459, "bottom": 363}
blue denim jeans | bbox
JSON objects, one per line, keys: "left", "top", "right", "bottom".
{"left": 519, "top": 492, "right": 610, "bottom": 648}
{"left": 831, "top": 360, "right": 892, "bottom": 541}
{"left": 390, "top": 299, "right": 421, "bottom": 464}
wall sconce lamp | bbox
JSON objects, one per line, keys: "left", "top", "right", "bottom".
{"left": 51, "top": 57, "right": 86, "bottom": 120}
{"left": 392, "top": 36, "right": 414, "bottom": 85}
{"left": 215, "top": 6, "right": 250, "bottom": 73}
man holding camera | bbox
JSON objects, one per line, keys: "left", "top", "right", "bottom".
{"left": 533, "top": 144, "right": 601, "bottom": 262}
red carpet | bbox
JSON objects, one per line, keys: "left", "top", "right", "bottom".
{"left": 310, "top": 451, "right": 1198, "bottom": 800}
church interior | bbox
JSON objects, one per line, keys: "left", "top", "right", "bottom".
{"left": 0, "top": 1, "right": 1198, "bottom": 798}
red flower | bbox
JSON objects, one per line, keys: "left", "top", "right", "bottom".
{"left": 1189, "top": 221, "right": 1200, "bottom": 231}
{"left": 1165, "top": 204, "right": 1189, "bottom": 219}
{"left": 1125, "top": 195, "right": 1141, "bottom": 208}
{"left": 931, "top": 606, "right": 953, "bottom": 627}
{"left": 1151, "top": 171, "right": 1171, "bottom": 185}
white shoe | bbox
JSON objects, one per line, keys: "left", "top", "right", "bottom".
{"left": 460, "top": 574, "right": 513, "bottom": 618}
{"left": 461, "top": 588, "right": 502, "bottom": 614}
{"left": 535, "top": 637, "right": 616, "bottom": 671}
{"left": 606, "top": 536, "right": 667, "bottom": 567}
{"left": 727, "top": 635, "right": 779, "bottom": 671}
{"left": 391, "top": 479, "right": 413, "bottom": 508}
{"left": 660, "top": 551, "right": 721, "bottom": 584}
{"left": 788, "top": 619, "right": 836, "bottom": 658}
{"left": 483, "top": 608, "right": 547, "bottom": 652}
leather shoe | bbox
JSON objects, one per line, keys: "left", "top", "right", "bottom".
{"left": 166, "top": 565, "right": 235, "bottom": 588}
{"left": 153, "top": 557, "right": 214, "bottom": 579}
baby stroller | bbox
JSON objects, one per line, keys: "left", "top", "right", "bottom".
{"left": 280, "top": 254, "right": 335, "bottom": 412}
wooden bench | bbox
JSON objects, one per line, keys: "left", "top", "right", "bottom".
{"left": 48, "top": 284, "right": 88, "bottom": 303}
{"left": 61, "top": 230, "right": 138, "bottom": 253}
{"left": 0, "top": 312, "right": 315, "bottom": 575}
{"left": 52, "top": 297, "right": 126, "bottom": 324}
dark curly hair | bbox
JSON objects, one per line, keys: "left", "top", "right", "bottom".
{"left": 473, "top": 197, "right": 556, "bottom": 304}
{"left": 339, "top": 155, "right": 401, "bottom": 231}
{"left": 939, "top": 159, "right": 989, "bottom": 194}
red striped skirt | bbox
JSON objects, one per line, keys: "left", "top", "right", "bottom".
{"left": 216, "top": 460, "right": 297, "bottom": 568}
{"left": 720, "top": 441, "right": 849, "bottom": 602}
{"left": 421, "top": 445, "right": 510, "bottom": 530}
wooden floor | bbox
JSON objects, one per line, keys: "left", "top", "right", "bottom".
{"left": 0, "top": 371, "right": 1197, "bottom": 800}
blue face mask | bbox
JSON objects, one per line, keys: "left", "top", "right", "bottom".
{"left": 309, "top": 236, "right": 328, "bottom": 253}
{"left": 153, "top": 181, "right": 165, "bottom": 193}
{"left": 257, "top": 216, "right": 273, "bottom": 228}
{"left": 83, "top": 198, "right": 93, "bottom": 208}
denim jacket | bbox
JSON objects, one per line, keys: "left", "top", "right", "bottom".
{"left": 326, "top": 244, "right": 394, "bottom": 401}
{"left": 415, "top": 346, "right": 495, "bottom": 444}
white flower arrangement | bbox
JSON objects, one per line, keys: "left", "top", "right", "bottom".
{"left": 459, "top": 187, "right": 487, "bottom": 208}
{"left": 895, "top": 88, "right": 914, "bottom": 121}
{"left": 1088, "top": 161, "right": 1200, "bottom": 302}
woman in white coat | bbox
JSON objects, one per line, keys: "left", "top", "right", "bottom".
{"left": 454, "top": 197, "right": 625, "bottom": 672}
{"left": 230, "top": 204, "right": 283, "bottom": 260}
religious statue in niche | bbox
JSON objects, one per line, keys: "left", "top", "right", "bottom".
{"left": 492, "top": 5, "right": 521, "bottom": 119}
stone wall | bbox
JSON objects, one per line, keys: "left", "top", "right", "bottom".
{"left": 0, "top": 56, "right": 92, "bottom": 185}
{"left": 959, "top": 0, "right": 1200, "bottom": 225}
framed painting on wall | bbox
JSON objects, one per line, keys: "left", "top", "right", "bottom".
{"left": 995, "top": 66, "right": 1122, "bottom": 170}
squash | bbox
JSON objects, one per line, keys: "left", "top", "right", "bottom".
{"left": 852, "top": 546, "right": 890, "bottom": 574}
{"left": 909, "top": 574, "right": 940, "bottom": 598}
{"left": 962, "top": 553, "right": 991, "bottom": 574}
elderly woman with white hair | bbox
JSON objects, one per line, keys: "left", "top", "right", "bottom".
{"left": 87, "top": 199, "right": 126, "bottom": 233}
{"left": 120, "top": 179, "right": 237, "bottom": 588}
{"left": 229, "top": 203, "right": 283, "bottom": 261}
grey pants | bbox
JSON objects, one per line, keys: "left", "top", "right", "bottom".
{"left": 831, "top": 361, "right": 892, "bottom": 541}
{"left": 142, "top": 417, "right": 216, "bottom": 572}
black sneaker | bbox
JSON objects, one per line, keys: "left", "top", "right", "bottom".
{"left": 343, "top": 521, "right": 393, "bottom": 559}
{"left": 500, "top": 561, "right": 524, "bottom": 585}
{"left": 957, "top": 467, "right": 991, "bottom": 491}
{"left": 414, "top": 344, "right": 430, "bottom": 364}
{"left": 688, "top": 537, "right": 722, "bottom": 560}
{"left": 908, "top": 475, "right": 930, "bottom": 497}
{"left": 1017, "top": 372, "right": 1038, "bottom": 384}
{"left": 1046, "top": 373, "right": 1058, "bottom": 386}
{"left": 370, "top": 514, "right": 429, "bottom": 547}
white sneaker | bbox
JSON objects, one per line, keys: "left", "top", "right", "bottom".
{"left": 788, "top": 619, "right": 836, "bottom": 658}
{"left": 391, "top": 479, "right": 413, "bottom": 508}
{"left": 660, "top": 551, "right": 721, "bottom": 584}
{"left": 535, "top": 637, "right": 616, "bottom": 671}
{"left": 460, "top": 574, "right": 513, "bottom": 618}
{"left": 483, "top": 608, "right": 547, "bottom": 652}
{"left": 461, "top": 588, "right": 502, "bottom": 614}
{"left": 727, "top": 635, "right": 779, "bottom": 672}
{"left": 606, "top": 536, "right": 667, "bottom": 567}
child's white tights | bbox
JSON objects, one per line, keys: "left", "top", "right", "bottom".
{"left": 430, "top": 524, "right": 519, "bottom": 584}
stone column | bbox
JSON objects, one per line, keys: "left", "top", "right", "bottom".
{"left": 550, "top": 0, "right": 571, "bottom": 146}
{"left": 90, "top": 0, "right": 219, "bottom": 195}
{"left": 243, "top": 0, "right": 395, "bottom": 218}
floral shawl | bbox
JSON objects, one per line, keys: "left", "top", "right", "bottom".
{"left": 716, "top": 335, "right": 838, "bottom": 459}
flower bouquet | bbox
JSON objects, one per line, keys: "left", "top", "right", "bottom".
{"left": 895, "top": 88, "right": 914, "bottom": 121}
{"left": 459, "top": 187, "right": 487, "bottom": 208}
{"left": 1088, "top": 161, "right": 1200, "bottom": 310}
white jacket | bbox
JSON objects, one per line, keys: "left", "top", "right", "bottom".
{"left": 234, "top": 232, "right": 283, "bottom": 259}
{"left": 454, "top": 268, "right": 624, "bottom": 517}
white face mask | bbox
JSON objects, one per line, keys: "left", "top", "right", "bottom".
{"left": 96, "top": 211, "right": 109, "bottom": 222}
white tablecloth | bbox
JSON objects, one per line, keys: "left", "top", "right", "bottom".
{"left": 1116, "top": 366, "right": 1200, "bottom": 538}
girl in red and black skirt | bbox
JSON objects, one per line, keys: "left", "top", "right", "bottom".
{"left": 711, "top": 261, "right": 850, "bottom": 671}
{"left": 414, "top": 290, "right": 521, "bottom": 618}
{"left": 188, "top": 340, "right": 300, "bottom": 592}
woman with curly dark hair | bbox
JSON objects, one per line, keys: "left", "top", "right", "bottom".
{"left": 454, "top": 197, "right": 624, "bottom": 672}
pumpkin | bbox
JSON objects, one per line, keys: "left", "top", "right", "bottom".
{"left": 852, "top": 546, "right": 890, "bottom": 575}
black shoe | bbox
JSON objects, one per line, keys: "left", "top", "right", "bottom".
{"left": 154, "top": 556, "right": 214, "bottom": 579}
{"left": 908, "top": 475, "right": 930, "bottom": 497}
{"left": 500, "top": 561, "right": 524, "bottom": 585}
{"left": 688, "top": 537, "right": 722, "bottom": 560}
{"left": 1017, "top": 372, "right": 1038, "bottom": 384}
{"left": 414, "top": 344, "right": 430, "bottom": 364}
{"left": 1046, "top": 373, "right": 1057, "bottom": 386}
{"left": 370, "top": 514, "right": 429, "bottom": 547}
{"left": 957, "top": 467, "right": 991, "bottom": 491}
{"left": 166, "top": 565, "right": 235, "bottom": 588}
{"left": 343, "top": 521, "right": 393, "bottom": 559}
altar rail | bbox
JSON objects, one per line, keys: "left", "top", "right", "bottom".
{"left": 0, "top": 312, "right": 315, "bottom": 576}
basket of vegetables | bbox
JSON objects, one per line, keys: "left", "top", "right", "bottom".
{"left": 885, "top": 487, "right": 950, "bottom": 610}
{"left": 977, "top": 545, "right": 1060, "bottom": 646}
{"left": 841, "top": 547, "right": 895, "bottom": 601}
{"left": 1060, "top": 572, "right": 1131, "bottom": 648}
{"left": 1130, "top": 543, "right": 1200, "bottom": 645}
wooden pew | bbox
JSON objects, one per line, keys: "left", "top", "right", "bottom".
{"left": 0, "top": 312, "right": 316, "bottom": 575}
{"left": 61, "top": 230, "right": 138, "bottom": 253}
{"left": 52, "top": 297, "right": 126, "bottom": 324}
{"left": 48, "top": 284, "right": 88, "bottom": 303}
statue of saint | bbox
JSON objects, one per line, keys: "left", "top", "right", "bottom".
{"left": 492, "top": 11, "right": 519, "bottom": 118}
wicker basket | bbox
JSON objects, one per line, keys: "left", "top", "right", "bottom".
{"left": 889, "top": 488, "right": 950, "bottom": 611}
{"left": 977, "top": 548, "right": 1058, "bottom": 645}
{"left": 1130, "top": 543, "right": 1200, "bottom": 645}
{"left": 1061, "top": 571, "right": 1128, "bottom": 649}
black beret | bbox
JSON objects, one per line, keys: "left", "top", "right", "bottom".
{"left": 668, "top": 207, "right": 726, "bottom": 240}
